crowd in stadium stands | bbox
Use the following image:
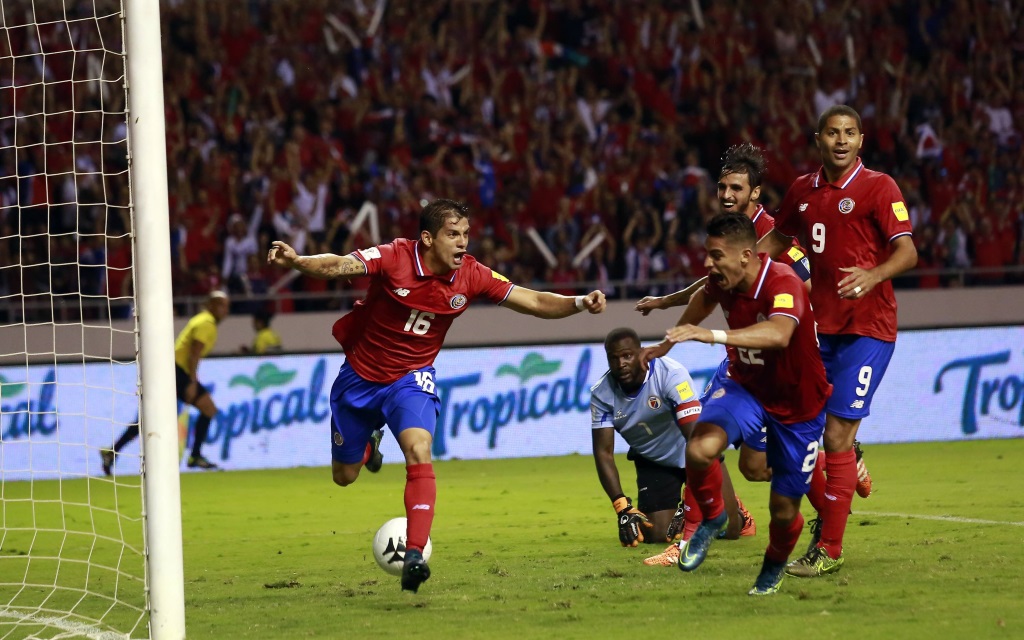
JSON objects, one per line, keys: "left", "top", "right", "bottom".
{"left": 1, "top": 0, "right": 1023, "bottom": 319}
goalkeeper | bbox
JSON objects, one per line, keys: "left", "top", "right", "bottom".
{"left": 591, "top": 328, "right": 754, "bottom": 566}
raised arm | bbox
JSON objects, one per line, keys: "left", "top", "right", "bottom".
{"left": 267, "top": 240, "right": 367, "bottom": 279}
{"left": 501, "top": 287, "right": 606, "bottom": 318}
{"left": 640, "top": 287, "right": 719, "bottom": 365}
{"left": 635, "top": 276, "right": 708, "bottom": 315}
{"left": 665, "top": 315, "right": 798, "bottom": 351}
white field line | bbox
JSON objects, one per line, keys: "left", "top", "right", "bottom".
{"left": 856, "top": 511, "right": 1024, "bottom": 527}
{"left": 0, "top": 609, "right": 130, "bottom": 640}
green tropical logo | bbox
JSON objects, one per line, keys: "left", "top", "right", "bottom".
{"left": 495, "top": 352, "right": 562, "bottom": 384}
{"left": 0, "top": 374, "right": 27, "bottom": 399}
{"left": 229, "top": 363, "right": 297, "bottom": 394}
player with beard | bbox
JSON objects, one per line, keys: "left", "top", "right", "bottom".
{"left": 269, "top": 199, "right": 608, "bottom": 592}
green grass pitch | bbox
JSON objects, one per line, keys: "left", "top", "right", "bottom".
{"left": 178, "top": 439, "right": 1023, "bottom": 640}
{"left": 2, "top": 439, "right": 1023, "bottom": 639}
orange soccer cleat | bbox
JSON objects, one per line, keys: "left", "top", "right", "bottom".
{"left": 737, "top": 497, "right": 757, "bottom": 537}
{"left": 854, "top": 440, "right": 872, "bottom": 498}
{"left": 643, "top": 542, "right": 682, "bottom": 567}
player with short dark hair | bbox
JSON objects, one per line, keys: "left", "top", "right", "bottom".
{"left": 590, "top": 328, "right": 755, "bottom": 567}
{"left": 268, "top": 198, "right": 607, "bottom": 593}
{"left": 759, "top": 106, "right": 917, "bottom": 578}
{"left": 101, "top": 291, "right": 229, "bottom": 474}
{"left": 660, "top": 212, "right": 831, "bottom": 595}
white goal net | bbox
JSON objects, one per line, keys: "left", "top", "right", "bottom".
{"left": 1, "top": 2, "right": 183, "bottom": 638}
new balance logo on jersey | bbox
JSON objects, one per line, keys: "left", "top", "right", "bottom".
{"left": 850, "top": 400, "right": 865, "bottom": 409}
{"left": 824, "top": 493, "right": 838, "bottom": 501}
{"left": 393, "top": 288, "right": 410, "bottom": 297}
{"left": 799, "top": 203, "right": 809, "bottom": 212}
{"left": 411, "top": 504, "right": 431, "bottom": 510}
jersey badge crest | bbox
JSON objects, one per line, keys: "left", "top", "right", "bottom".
{"left": 712, "top": 388, "right": 726, "bottom": 399}
{"left": 333, "top": 431, "right": 344, "bottom": 446}
{"left": 450, "top": 294, "right": 467, "bottom": 309}
{"left": 647, "top": 396, "right": 662, "bottom": 410}
{"left": 838, "top": 198, "right": 855, "bottom": 214}
{"left": 891, "top": 201, "right": 909, "bottom": 221}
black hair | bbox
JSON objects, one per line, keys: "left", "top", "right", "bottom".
{"left": 604, "top": 327, "right": 641, "bottom": 351}
{"left": 720, "top": 142, "right": 767, "bottom": 189}
{"left": 706, "top": 212, "right": 757, "bottom": 247}
{"left": 817, "top": 105, "right": 862, "bottom": 133}
{"left": 420, "top": 198, "right": 470, "bottom": 236}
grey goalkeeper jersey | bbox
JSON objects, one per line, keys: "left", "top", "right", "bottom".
{"left": 590, "top": 357, "right": 702, "bottom": 468}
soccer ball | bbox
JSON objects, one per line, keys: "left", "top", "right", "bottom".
{"left": 371, "top": 517, "right": 432, "bottom": 576}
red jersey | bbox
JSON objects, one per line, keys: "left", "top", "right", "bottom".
{"left": 703, "top": 257, "right": 832, "bottom": 423}
{"left": 750, "top": 205, "right": 811, "bottom": 280}
{"left": 332, "top": 239, "right": 515, "bottom": 383}
{"left": 775, "top": 159, "right": 913, "bottom": 341}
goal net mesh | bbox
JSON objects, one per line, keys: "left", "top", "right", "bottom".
{"left": 1, "top": 1, "right": 149, "bottom": 638}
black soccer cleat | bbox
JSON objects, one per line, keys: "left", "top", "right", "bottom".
{"left": 187, "top": 455, "right": 219, "bottom": 470}
{"left": 365, "top": 429, "right": 384, "bottom": 473}
{"left": 401, "top": 548, "right": 431, "bottom": 593}
{"left": 100, "top": 449, "right": 115, "bottom": 477}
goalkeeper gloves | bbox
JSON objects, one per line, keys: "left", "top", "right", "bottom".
{"left": 666, "top": 501, "right": 685, "bottom": 541}
{"left": 612, "top": 496, "right": 652, "bottom": 547}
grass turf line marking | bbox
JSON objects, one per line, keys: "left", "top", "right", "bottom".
{"left": 0, "top": 609, "right": 128, "bottom": 640}
{"left": 857, "top": 511, "right": 1024, "bottom": 527}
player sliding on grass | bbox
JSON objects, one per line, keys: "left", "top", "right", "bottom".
{"left": 268, "top": 198, "right": 607, "bottom": 593}
{"left": 658, "top": 212, "right": 831, "bottom": 595}
{"left": 590, "top": 327, "right": 755, "bottom": 567}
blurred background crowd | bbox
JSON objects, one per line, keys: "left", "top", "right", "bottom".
{"left": 2, "top": 0, "right": 1023, "bottom": 319}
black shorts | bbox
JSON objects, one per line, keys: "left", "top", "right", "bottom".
{"left": 175, "top": 365, "right": 209, "bottom": 403}
{"left": 630, "top": 450, "right": 686, "bottom": 514}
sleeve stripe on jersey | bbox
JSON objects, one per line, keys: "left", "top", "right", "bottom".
{"left": 350, "top": 251, "right": 368, "bottom": 270}
{"left": 768, "top": 311, "right": 800, "bottom": 325}
{"left": 498, "top": 284, "right": 515, "bottom": 304}
{"left": 675, "top": 400, "right": 701, "bottom": 425}
{"left": 888, "top": 231, "right": 913, "bottom": 242}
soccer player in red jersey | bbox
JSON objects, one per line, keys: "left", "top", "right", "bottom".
{"left": 659, "top": 212, "right": 831, "bottom": 595}
{"left": 759, "top": 105, "right": 918, "bottom": 577}
{"left": 268, "top": 199, "right": 607, "bottom": 592}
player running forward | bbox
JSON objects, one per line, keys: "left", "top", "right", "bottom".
{"left": 758, "top": 105, "right": 917, "bottom": 578}
{"left": 268, "top": 199, "right": 606, "bottom": 593}
{"left": 590, "top": 328, "right": 755, "bottom": 567}
{"left": 661, "top": 212, "right": 831, "bottom": 596}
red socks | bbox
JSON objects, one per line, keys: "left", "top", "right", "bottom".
{"left": 685, "top": 458, "right": 724, "bottom": 521}
{"left": 682, "top": 484, "right": 702, "bottom": 541}
{"left": 766, "top": 511, "right": 805, "bottom": 564}
{"left": 360, "top": 441, "right": 373, "bottom": 466}
{"left": 404, "top": 463, "right": 436, "bottom": 553}
{"left": 820, "top": 449, "right": 857, "bottom": 559}
{"left": 805, "top": 451, "right": 827, "bottom": 513}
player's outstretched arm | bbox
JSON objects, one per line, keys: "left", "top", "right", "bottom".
{"left": 640, "top": 288, "right": 718, "bottom": 368}
{"left": 267, "top": 241, "right": 367, "bottom": 279}
{"left": 634, "top": 277, "right": 708, "bottom": 315}
{"left": 755, "top": 228, "right": 791, "bottom": 260}
{"left": 501, "top": 287, "right": 606, "bottom": 318}
{"left": 837, "top": 235, "right": 918, "bottom": 299}
{"left": 666, "top": 315, "right": 797, "bottom": 350}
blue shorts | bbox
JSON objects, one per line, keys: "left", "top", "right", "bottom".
{"left": 329, "top": 361, "right": 441, "bottom": 464}
{"left": 700, "top": 360, "right": 766, "bottom": 452}
{"left": 819, "top": 335, "right": 895, "bottom": 420}
{"left": 699, "top": 377, "right": 824, "bottom": 499}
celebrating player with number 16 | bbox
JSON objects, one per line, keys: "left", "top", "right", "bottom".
{"left": 268, "top": 199, "right": 606, "bottom": 593}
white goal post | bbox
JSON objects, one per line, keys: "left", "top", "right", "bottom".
{"left": 0, "top": 1, "right": 185, "bottom": 638}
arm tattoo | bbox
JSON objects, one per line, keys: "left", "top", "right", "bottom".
{"left": 296, "top": 254, "right": 364, "bottom": 279}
